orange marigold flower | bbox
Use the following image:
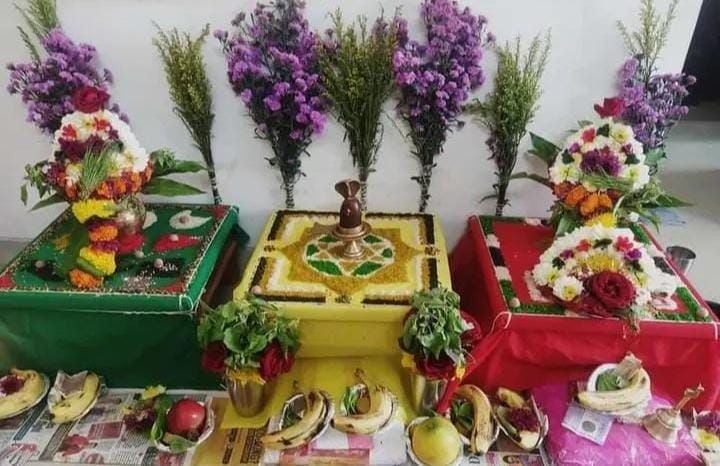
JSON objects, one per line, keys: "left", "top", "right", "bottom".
{"left": 69, "top": 269, "right": 102, "bottom": 289}
{"left": 111, "top": 178, "right": 127, "bottom": 196}
{"left": 65, "top": 185, "right": 78, "bottom": 201}
{"left": 564, "top": 185, "right": 588, "bottom": 208}
{"left": 130, "top": 173, "right": 142, "bottom": 192}
{"left": 88, "top": 225, "right": 119, "bottom": 242}
{"left": 98, "top": 182, "right": 115, "bottom": 199}
{"left": 598, "top": 193, "right": 613, "bottom": 210}
{"left": 580, "top": 193, "right": 600, "bottom": 217}
{"left": 553, "top": 182, "right": 573, "bottom": 199}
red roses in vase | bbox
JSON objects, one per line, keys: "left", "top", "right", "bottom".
{"left": 399, "top": 288, "right": 482, "bottom": 381}
{"left": 197, "top": 298, "right": 300, "bottom": 384}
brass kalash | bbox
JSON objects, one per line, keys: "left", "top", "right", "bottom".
{"left": 643, "top": 384, "right": 704, "bottom": 444}
{"left": 332, "top": 179, "right": 372, "bottom": 259}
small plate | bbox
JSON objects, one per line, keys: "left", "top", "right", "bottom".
{"left": 336, "top": 384, "right": 398, "bottom": 436}
{"left": 47, "top": 373, "right": 105, "bottom": 424}
{"left": 278, "top": 392, "right": 334, "bottom": 444}
{"left": 447, "top": 391, "right": 500, "bottom": 453}
{"left": 0, "top": 372, "right": 50, "bottom": 421}
{"left": 153, "top": 401, "right": 216, "bottom": 453}
{"left": 493, "top": 395, "right": 549, "bottom": 452}
{"left": 405, "top": 417, "right": 464, "bottom": 466}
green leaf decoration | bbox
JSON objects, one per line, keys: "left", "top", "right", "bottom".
{"left": 318, "top": 235, "right": 337, "bottom": 243}
{"left": 305, "top": 244, "right": 319, "bottom": 257}
{"left": 363, "top": 235, "right": 382, "bottom": 244}
{"left": 308, "top": 260, "right": 343, "bottom": 276}
{"left": 528, "top": 132, "right": 560, "bottom": 165}
{"left": 20, "top": 184, "right": 28, "bottom": 205}
{"left": 143, "top": 178, "right": 205, "bottom": 196}
{"left": 583, "top": 173, "right": 633, "bottom": 192}
{"left": 451, "top": 399, "right": 475, "bottom": 432}
{"left": 596, "top": 124, "right": 610, "bottom": 137}
{"left": 353, "top": 261, "right": 382, "bottom": 277}
{"left": 57, "top": 220, "right": 89, "bottom": 278}
{"left": 149, "top": 149, "right": 206, "bottom": 177}
{"left": 644, "top": 147, "right": 666, "bottom": 167}
{"left": 381, "top": 248, "right": 393, "bottom": 258}
{"left": 596, "top": 370, "right": 625, "bottom": 392}
{"left": 163, "top": 433, "right": 196, "bottom": 454}
{"left": 556, "top": 212, "right": 581, "bottom": 237}
{"left": 655, "top": 193, "right": 691, "bottom": 208}
{"left": 561, "top": 150, "right": 574, "bottom": 164}
{"left": 30, "top": 193, "right": 66, "bottom": 211}
{"left": 282, "top": 406, "right": 302, "bottom": 428}
{"left": 340, "top": 387, "right": 361, "bottom": 415}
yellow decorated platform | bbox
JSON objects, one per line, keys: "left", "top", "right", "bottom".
{"left": 234, "top": 210, "right": 452, "bottom": 357}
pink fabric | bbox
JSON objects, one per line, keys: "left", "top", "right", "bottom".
{"left": 532, "top": 384, "right": 702, "bottom": 466}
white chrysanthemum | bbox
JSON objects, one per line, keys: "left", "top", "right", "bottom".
{"left": 549, "top": 163, "right": 581, "bottom": 184}
{"left": 65, "top": 163, "right": 82, "bottom": 185}
{"left": 552, "top": 275, "right": 584, "bottom": 302}
{"left": 610, "top": 123, "right": 634, "bottom": 145}
{"left": 647, "top": 272, "right": 679, "bottom": 296}
{"left": 532, "top": 262, "right": 561, "bottom": 287}
{"left": 621, "top": 164, "right": 651, "bottom": 190}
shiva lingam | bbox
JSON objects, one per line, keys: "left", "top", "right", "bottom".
{"left": 643, "top": 384, "right": 704, "bottom": 444}
{"left": 332, "top": 179, "right": 371, "bottom": 259}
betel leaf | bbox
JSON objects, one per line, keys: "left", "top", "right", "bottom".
{"left": 451, "top": 399, "right": 474, "bottom": 433}
{"left": 142, "top": 178, "right": 205, "bottom": 196}
{"left": 528, "top": 132, "right": 560, "bottom": 165}
{"left": 282, "top": 406, "right": 302, "bottom": 428}
{"left": 596, "top": 370, "right": 626, "bottom": 392}
{"left": 556, "top": 211, "right": 581, "bottom": 237}
{"left": 149, "top": 149, "right": 206, "bottom": 177}
{"left": 163, "top": 433, "right": 196, "bottom": 454}
{"left": 30, "top": 193, "right": 66, "bottom": 211}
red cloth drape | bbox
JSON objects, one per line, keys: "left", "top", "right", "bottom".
{"left": 439, "top": 216, "right": 720, "bottom": 413}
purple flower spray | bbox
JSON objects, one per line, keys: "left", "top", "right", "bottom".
{"left": 217, "top": 0, "right": 328, "bottom": 209}
{"left": 393, "top": 0, "right": 491, "bottom": 212}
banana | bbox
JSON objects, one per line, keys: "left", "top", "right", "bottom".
{"left": 0, "top": 369, "right": 45, "bottom": 419}
{"left": 261, "top": 390, "right": 331, "bottom": 450}
{"left": 577, "top": 368, "right": 651, "bottom": 413}
{"left": 49, "top": 372, "right": 100, "bottom": 424}
{"left": 454, "top": 384, "right": 495, "bottom": 455}
{"left": 332, "top": 369, "right": 396, "bottom": 435}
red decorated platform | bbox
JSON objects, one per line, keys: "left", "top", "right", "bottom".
{"left": 442, "top": 215, "right": 720, "bottom": 411}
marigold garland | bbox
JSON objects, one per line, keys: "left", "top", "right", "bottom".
{"left": 78, "top": 246, "right": 116, "bottom": 276}
{"left": 71, "top": 199, "right": 117, "bottom": 224}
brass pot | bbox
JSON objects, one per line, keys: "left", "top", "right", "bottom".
{"left": 408, "top": 371, "right": 448, "bottom": 415}
{"left": 115, "top": 195, "right": 146, "bottom": 237}
{"left": 226, "top": 377, "right": 274, "bottom": 417}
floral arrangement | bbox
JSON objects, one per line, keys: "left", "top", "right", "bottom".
{"left": 197, "top": 297, "right": 300, "bottom": 384}
{"left": 615, "top": 0, "right": 694, "bottom": 172}
{"left": 319, "top": 10, "right": 407, "bottom": 210}
{"left": 532, "top": 225, "right": 678, "bottom": 322}
{"left": 7, "top": 0, "right": 123, "bottom": 135}
{"left": 393, "top": 0, "right": 492, "bottom": 212}
{"left": 216, "top": 0, "right": 327, "bottom": 209}
{"left": 155, "top": 25, "right": 223, "bottom": 205}
{"left": 466, "top": 32, "right": 550, "bottom": 216}
{"left": 527, "top": 98, "right": 685, "bottom": 234}
{"left": 399, "top": 287, "right": 482, "bottom": 380}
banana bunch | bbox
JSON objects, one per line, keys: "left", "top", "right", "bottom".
{"left": 332, "top": 369, "right": 397, "bottom": 435}
{"left": 578, "top": 368, "right": 651, "bottom": 414}
{"left": 453, "top": 385, "right": 496, "bottom": 454}
{"left": 261, "top": 390, "right": 333, "bottom": 450}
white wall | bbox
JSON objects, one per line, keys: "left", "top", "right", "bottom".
{"left": 0, "top": 0, "right": 701, "bottom": 248}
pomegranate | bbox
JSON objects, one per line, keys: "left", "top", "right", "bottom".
{"left": 166, "top": 399, "right": 206, "bottom": 440}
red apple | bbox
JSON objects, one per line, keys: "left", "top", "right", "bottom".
{"left": 166, "top": 399, "right": 206, "bottom": 439}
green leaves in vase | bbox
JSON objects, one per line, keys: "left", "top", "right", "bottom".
{"left": 319, "top": 10, "right": 403, "bottom": 210}
{"left": 466, "top": 32, "right": 550, "bottom": 216}
{"left": 154, "top": 24, "right": 221, "bottom": 204}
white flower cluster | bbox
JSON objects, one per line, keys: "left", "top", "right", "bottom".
{"left": 532, "top": 225, "right": 678, "bottom": 306}
{"left": 548, "top": 120, "right": 650, "bottom": 192}
{"left": 51, "top": 110, "right": 149, "bottom": 185}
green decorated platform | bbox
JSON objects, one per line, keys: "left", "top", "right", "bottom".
{"left": 0, "top": 204, "right": 248, "bottom": 388}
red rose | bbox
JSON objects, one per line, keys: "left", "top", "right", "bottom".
{"left": 593, "top": 97, "right": 625, "bottom": 118}
{"left": 72, "top": 86, "right": 110, "bottom": 113}
{"left": 586, "top": 271, "right": 635, "bottom": 311}
{"left": 258, "top": 341, "right": 295, "bottom": 381}
{"left": 414, "top": 354, "right": 457, "bottom": 381}
{"left": 576, "top": 294, "right": 613, "bottom": 318}
{"left": 201, "top": 342, "right": 227, "bottom": 374}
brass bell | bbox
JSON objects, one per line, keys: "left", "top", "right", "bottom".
{"left": 643, "top": 385, "right": 703, "bottom": 444}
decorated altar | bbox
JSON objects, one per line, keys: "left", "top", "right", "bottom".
{"left": 445, "top": 215, "right": 720, "bottom": 411}
{"left": 0, "top": 204, "right": 247, "bottom": 388}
